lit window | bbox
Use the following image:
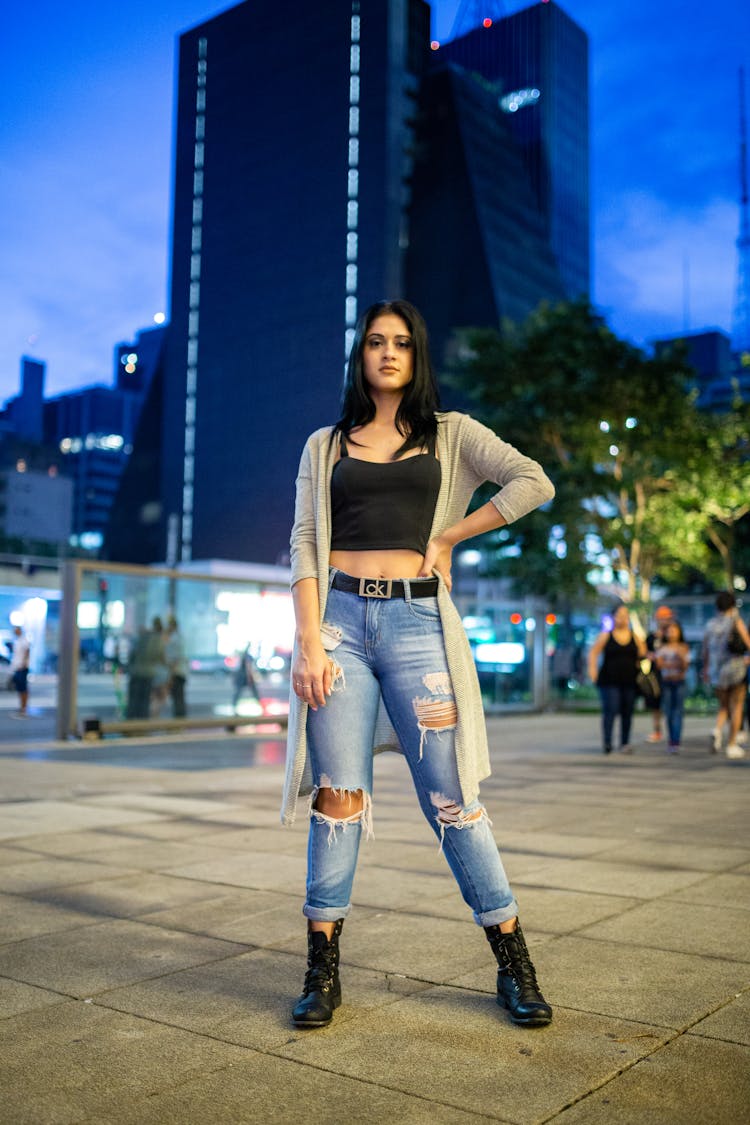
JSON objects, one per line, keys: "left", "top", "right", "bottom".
{"left": 183, "top": 484, "right": 193, "bottom": 511}
{"left": 185, "top": 399, "right": 196, "bottom": 425}
{"left": 345, "top": 296, "right": 357, "bottom": 325}
{"left": 191, "top": 226, "right": 202, "bottom": 250}
{"left": 345, "top": 328, "right": 356, "bottom": 354}
{"left": 195, "top": 115, "right": 205, "bottom": 140}
{"left": 347, "top": 201, "right": 358, "bottom": 229}
{"left": 350, "top": 45, "right": 360, "bottom": 72}
{"left": 190, "top": 252, "right": 201, "bottom": 279}
{"left": 187, "top": 340, "right": 198, "bottom": 364}
{"left": 351, "top": 15, "right": 360, "bottom": 41}
{"left": 185, "top": 426, "right": 195, "bottom": 453}
{"left": 184, "top": 454, "right": 194, "bottom": 483}
{"left": 194, "top": 142, "right": 204, "bottom": 168}
{"left": 192, "top": 198, "right": 203, "bottom": 223}
{"left": 196, "top": 90, "right": 206, "bottom": 112}
{"left": 198, "top": 59, "right": 207, "bottom": 75}
{"left": 349, "top": 106, "right": 359, "bottom": 135}
{"left": 188, "top": 311, "right": 199, "bottom": 336}
{"left": 349, "top": 76, "right": 360, "bottom": 104}
{"left": 193, "top": 170, "right": 204, "bottom": 195}
{"left": 346, "top": 264, "right": 357, "bottom": 293}
{"left": 348, "top": 138, "right": 359, "bottom": 166}
{"left": 189, "top": 281, "right": 200, "bottom": 308}
{"left": 182, "top": 514, "right": 193, "bottom": 540}
{"left": 348, "top": 169, "right": 358, "bottom": 198}
{"left": 186, "top": 366, "right": 197, "bottom": 394}
{"left": 347, "top": 231, "right": 358, "bottom": 261}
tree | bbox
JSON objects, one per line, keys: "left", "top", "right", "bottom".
{"left": 448, "top": 300, "right": 714, "bottom": 608}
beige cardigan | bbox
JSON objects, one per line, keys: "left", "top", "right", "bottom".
{"left": 281, "top": 410, "right": 554, "bottom": 826}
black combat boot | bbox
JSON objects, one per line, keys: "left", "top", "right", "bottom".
{"left": 484, "top": 921, "right": 552, "bottom": 1027}
{"left": 292, "top": 919, "right": 344, "bottom": 1028}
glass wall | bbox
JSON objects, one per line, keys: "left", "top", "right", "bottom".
{"left": 58, "top": 561, "right": 293, "bottom": 737}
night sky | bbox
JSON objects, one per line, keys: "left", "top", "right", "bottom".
{"left": 1, "top": 0, "right": 747, "bottom": 398}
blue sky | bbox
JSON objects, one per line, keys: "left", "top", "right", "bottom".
{"left": 1, "top": 0, "right": 747, "bottom": 397}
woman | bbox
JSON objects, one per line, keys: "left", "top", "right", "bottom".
{"left": 587, "top": 605, "right": 646, "bottom": 754}
{"left": 655, "top": 619, "right": 690, "bottom": 753}
{"left": 702, "top": 591, "right": 750, "bottom": 758}
{"left": 283, "top": 299, "right": 555, "bottom": 1030}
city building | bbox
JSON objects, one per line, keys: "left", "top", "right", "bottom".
{"left": 653, "top": 328, "right": 750, "bottom": 410}
{"left": 120, "top": 0, "right": 588, "bottom": 566}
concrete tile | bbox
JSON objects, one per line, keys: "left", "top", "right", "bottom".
{"left": 0, "top": 891, "right": 99, "bottom": 943}
{"left": 579, "top": 901, "right": 750, "bottom": 962}
{"left": 0, "top": 999, "right": 251, "bottom": 1124}
{"left": 556, "top": 1035, "right": 750, "bottom": 1124}
{"left": 514, "top": 856, "right": 709, "bottom": 900}
{"left": 509, "top": 886, "right": 641, "bottom": 934}
{"left": 165, "top": 851, "right": 307, "bottom": 896}
{"left": 666, "top": 872, "right": 750, "bottom": 911}
{"left": 0, "top": 977, "right": 66, "bottom": 1019}
{"left": 59, "top": 839, "right": 244, "bottom": 871}
{"left": 8, "top": 827, "right": 153, "bottom": 858}
{"left": 139, "top": 888, "right": 301, "bottom": 945}
{"left": 0, "top": 800, "right": 167, "bottom": 840}
{"left": 98, "top": 947, "right": 430, "bottom": 1052}
{"left": 501, "top": 830, "right": 630, "bottom": 860}
{"left": 454, "top": 935, "right": 746, "bottom": 1029}
{"left": 590, "top": 840, "right": 750, "bottom": 872}
{"left": 176, "top": 824, "right": 305, "bottom": 856}
{"left": 79, "top": 793, "right": 239, "bottom": 816}
{"left": 35, "top": 871, "right": 245, "bottom": 921}
{"left": 111, "top": 1050, "right": 494, "bottom": 1125}
{"left": 688, "top": 992, "right": 750, "bottom": 1046}
{"left": 0, "top": 857, "right": 138, "bottom": 894}
{"left": 0, "top": 917, "right": 249, "bottom": 997}
{"left": 277, "top": 987, "right": 672, "bottom": 1123}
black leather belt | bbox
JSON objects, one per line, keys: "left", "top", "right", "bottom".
{"left": 331, "top": 572, "right": 439, "bottom": 599}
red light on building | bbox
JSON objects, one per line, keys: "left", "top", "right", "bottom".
{"left": 430, "top": 40, "right": 440, "bottom": 51}
{"left": 545, "top": 614, "right": 557, "bottom": 625}
{"left": 483, "top": 18, "right": 492, "bottom": 28}
{"left": 510, "top": 613, "right": 523, "bottom": 625}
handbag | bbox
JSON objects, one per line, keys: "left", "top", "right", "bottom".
{"left": 727, "top": 624, "right": 748, "bottom": 655}
{"left": 717, "top": 655, "right": 747, "bottom": 690}
{"left": 636, "top": 658, "right": 661, "bottom": 702}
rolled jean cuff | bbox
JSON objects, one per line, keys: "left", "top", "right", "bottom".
{"left": 303, "top": 903, "right": 352, "bottom": 922}
{"left": 473, "top": 900, "right": 518, "bottom": 927}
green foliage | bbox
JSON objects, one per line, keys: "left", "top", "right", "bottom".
{"left": 447, "top": 299, "right": 748, "bottom": 603}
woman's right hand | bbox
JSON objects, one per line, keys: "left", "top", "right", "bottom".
{"left": 292, "top": 638, "right": 332, "bottom": 710}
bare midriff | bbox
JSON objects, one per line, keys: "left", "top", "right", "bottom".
{"left": 329, "top": 548, "right": 425, "bottom": 580}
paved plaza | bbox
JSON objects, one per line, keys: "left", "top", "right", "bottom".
{"left": 0, "top": 707, "right": 747, "bottom": 1123}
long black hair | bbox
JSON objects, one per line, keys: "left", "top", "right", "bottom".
{"left": 332, "top": 299, "right": 441, "bottom": 458}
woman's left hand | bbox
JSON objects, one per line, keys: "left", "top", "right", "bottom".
{"left": 419, "top": 535, "right": 453, "bottom": 591}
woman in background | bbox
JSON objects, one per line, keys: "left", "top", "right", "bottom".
{"left": 655, "top": 620, "right": 690, "bottom": 753}
{"left": 588, "top": 605, "right": 646, "bottom": 754}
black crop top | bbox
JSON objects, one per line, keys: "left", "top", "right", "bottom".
{"left": 330, "top": 434, "right": 441, "bottom": 554}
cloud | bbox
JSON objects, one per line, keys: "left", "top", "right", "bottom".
{"left": 594, "top": 191, "right": 737, "bottom": 344}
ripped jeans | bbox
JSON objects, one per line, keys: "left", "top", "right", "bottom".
{"left": 304, "top": 570, "right": 518, "bottom": 927}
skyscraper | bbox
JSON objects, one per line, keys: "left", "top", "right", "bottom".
{"left": 121, "top": 0, "right": 588, "bottom": 566}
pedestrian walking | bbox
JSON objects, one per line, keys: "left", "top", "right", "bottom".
{"left": 702, "top": 592, "right": 750, "bottom": 758}
{"left": 283, "top": 299, "right": 555, "bottom": 1030}
{"left": 655, "top": 619, "right": 690, "bottom": 753}
{"left": 8, "top": 625, "right": 30, "bottom": 717}
{"left": 165, "top": 615, "right": 188, "bottom": 718}
{"left": 587, "top": 605, "right": 647, "bottom": 754}
{"left": 644, "top": 606, "right": 673, "bottom": 743}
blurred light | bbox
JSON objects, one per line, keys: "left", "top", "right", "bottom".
{"left": 599, "top": 420, "right": 610, "bottom": 432}
{"left": 609, "top": 444, "right": 619, "bottom": 456}
{"left": 625, "top": 417, "right": 638, "bottom": 429}
{"left": 79, "top": 531, "right": 103, "bottom": 549}
{"left": 458, "top": 549, "right": 482, "bottom": 566}
{"left": 9, "top": 610, "right": 24, "bottom": 627}
{"left": 483, "top": 18, "right": 492, "bottom": 27}
{"left": 545, "top": 613, "right": 557, "bottom": 625}
{"left": 127, "top": 353, "right": 137, "bottom": 363}
{"left": 475, "top": 642, "right": 525, "bottom": 665}
{"left": 430, "top": 40, "right": 440, "bottom": 50}
{"left": 48, "top": 465, "right": 58, "bottom": 477}
{"left": 154, "top": 312, "right": 166, "bottom": 324}
{"left": 500, "top": 87, "right": 540, "bottom": 113}
{"left": 124, "top": 363, "right": 136, "bottom": 374}
{"left": 510, "top": 613, "right": 523, "bottom": 625}
{"left": 525, "top": 617, "right": 536, "bottom": 632}
{"left": 77, "top": 602, "right": 100, "bottom": 629}
{"left": 16, "top": 459, "right": 27, "bottom": 472}
{"left": 103, "top": 600, "right": 125, "bottom": 628}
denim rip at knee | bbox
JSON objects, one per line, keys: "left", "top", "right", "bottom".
{"left": 302, "top": 568, "right": 518, "bottom": 926}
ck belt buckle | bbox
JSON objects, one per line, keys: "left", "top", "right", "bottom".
{"left": 358, "top": 577, "right": 393, "bottom": 599}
